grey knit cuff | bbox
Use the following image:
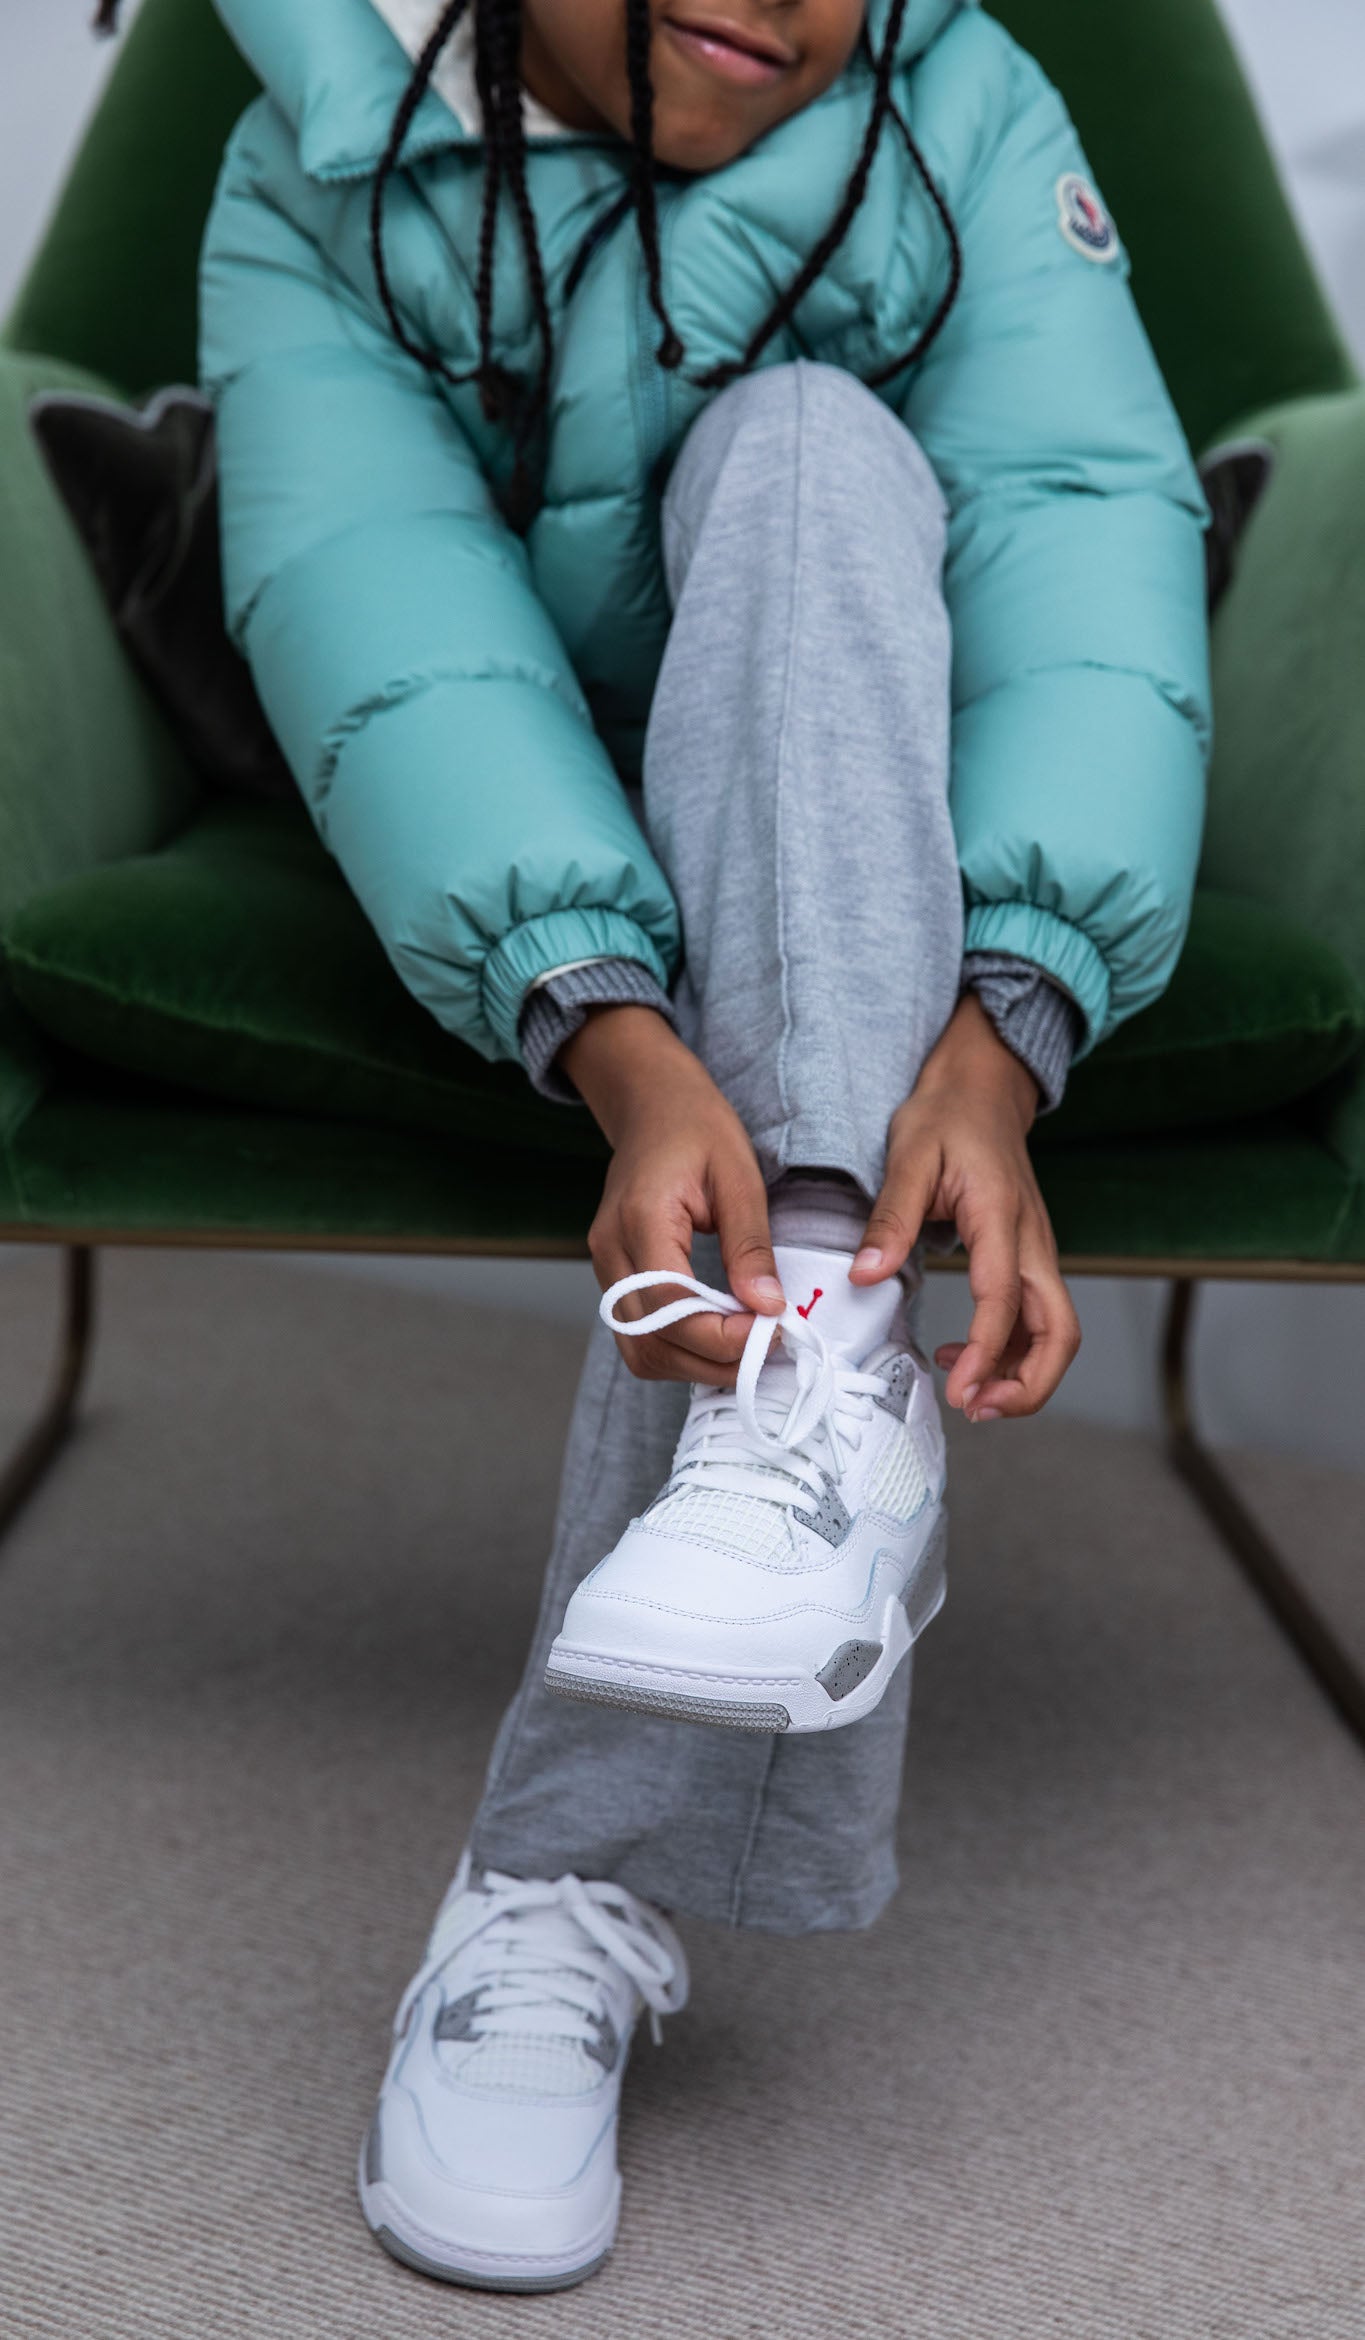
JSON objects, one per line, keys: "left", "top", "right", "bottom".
{"left": 519, "top": 959, "right": 676, "bottom": 1103}
{"left": 962, "top": 952, "right": 1083, "bottom": 1114}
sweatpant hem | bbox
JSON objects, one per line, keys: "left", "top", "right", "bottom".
{"left": 758, "top": 1127, "right": 884, "bottom": 1211}
{"left": 470, "top": 1847, "right": 904, "bottom": 1938}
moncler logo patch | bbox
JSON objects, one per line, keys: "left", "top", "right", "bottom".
{"left": 1055, "top": 173, "right": 1120, "bottom": 263}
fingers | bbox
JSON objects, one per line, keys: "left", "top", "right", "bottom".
{"left": 942, "top": 1196, "right": 1021, "bottom": 1413}
{"left": 852, "top": 1130, "right": 942, "bottom": 1284}
{"left": 624, "top": 1331, "right": 749, "bottom": 1386}
{"left": 613, "top": 1138, "right": 783, "bottom": 1382}
{"left": 589, "top": 1190, "right": 755, "bottom": 1386}
{"left": 970, "top": 1224, "right": 1081, "bottom": 1418}
{"left": 580, "top": 1060, "right": 781, "bottom": 1388}
{"left": 642, "top": 1310, "right": 753, "bottom": 1383}
{"left": 713, "top": 1161, "right": 785, "bottom": 1319}
{"left": 937, "top": 1211, "right": 1080, "bottom": 1420}
{"left": 606, "top": 1292, "right": 750, "bottom": 1385}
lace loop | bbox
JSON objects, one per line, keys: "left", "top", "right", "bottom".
{"left": 601, "top": 1270, "right": 883, "bottom": 1487}
{"left": 600, "top": 1269, "right": 747, "bottom": 1341}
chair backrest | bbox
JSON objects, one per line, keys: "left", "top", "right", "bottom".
{"left": 5, "top": 0, "right": 258, "bottom": 396}
{"left": 4, "top": 0, "right": 1355, "bottom": 445}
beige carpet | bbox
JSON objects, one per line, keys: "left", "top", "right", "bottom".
{"left": 0, "top": 1247, "right": 1361, "bottom": 2340}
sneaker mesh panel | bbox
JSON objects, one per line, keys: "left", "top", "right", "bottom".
{"left": 867, "top": 1428, "right": 928, "bottom": 1523}
{"left": 450, "top": 2033, "right": 604, "bottom": 2098}
{"left": 643, "top": 1485, "right": 793, "bottom": 1563}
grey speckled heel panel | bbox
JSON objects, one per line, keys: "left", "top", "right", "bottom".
{"left": 905, "top": 1507, "right": 949, "bottom": 1639}
{"left": 543, "top": 1672, "right": 792, "bottom": 1733}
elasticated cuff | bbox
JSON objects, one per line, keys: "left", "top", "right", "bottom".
{"left": 519, "top": 958, "right": 676, "bottom": 1102}
{"left": 962, "top": 952, "right": 1083, "bottom": 1113}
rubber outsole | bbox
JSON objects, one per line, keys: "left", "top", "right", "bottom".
{"left": 370, "top": 2221, "right": 612, "bottom": 2294}
{"left": 541, "top": 1674, "right": 793, "bottom": 1731}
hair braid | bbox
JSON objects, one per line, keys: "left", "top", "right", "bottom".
{"left": 470, "top": 0, "right": 509, "bottom": 415}
{"left": 623, "top": 0, "right": 684, "bottom": 370}
{"left": 865, "top": 97, "right": 963, "bottom": 384}
{"left": 700, "top": 0, "right": 912, "bottom": 390}
{"left": 369, "top": 0, "right": 474, "bottom": 387}
{"left": 482, "top": 0, "right": 556, "bottom": 441}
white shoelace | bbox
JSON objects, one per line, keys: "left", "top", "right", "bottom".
{"left": 397, "top": 1869, "right": 688, "bottom": 2052}
{"left": 601, "top": 1270, "right": 886, "bottom": 1508}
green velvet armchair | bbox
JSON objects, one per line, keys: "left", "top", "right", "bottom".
{"left": 2, "top": 1, "right": 1363, "bottom": 1738}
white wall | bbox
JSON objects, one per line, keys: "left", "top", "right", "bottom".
{"left": 0, "top": 4, "right": 141, "bottom": 317}
{"left": 287, "top": 1252, "right": 1363, "bottom": 1472}
{"left": 1220, "top": 0, "right": 1365, "bottom": 363}
{"left": 1, "top": 2, "right": 1363, "bottom": 1471}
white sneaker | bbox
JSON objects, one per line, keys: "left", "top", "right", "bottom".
{"left": 546, "top": 1244, "right": 948, "bottom": 1735}
{"left": 358, "top": 1854, "right": 688, "bottom": 2292}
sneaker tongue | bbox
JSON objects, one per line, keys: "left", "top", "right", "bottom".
{"left": 772, "top": 1244, "right": 902, "bottom": 1360}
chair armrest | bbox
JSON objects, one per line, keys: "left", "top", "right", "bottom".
{"left": 0, "top": 347, "right": 195, "bottom": 931}
{"left": 1201, "top": 385, "right": 1365, "bottom": 1173}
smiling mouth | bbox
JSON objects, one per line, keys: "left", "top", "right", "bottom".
{"left": 661, "top": 12, "right": 798, "bottom": 88}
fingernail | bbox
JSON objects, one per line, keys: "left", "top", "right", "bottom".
{"left": 853, "top": 1247, "right": 882, "bottom": 1274}
{"left": 975, "top": 1406, "right": 1002, "bottom": 1423}
{"left": 962, "top": 1383, "right": 981, "bottom": 1407}
{"left": 751, "top": 1276, "right": 784, "bottom": 1304}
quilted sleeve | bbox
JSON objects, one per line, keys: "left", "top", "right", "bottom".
{"left": 902, "top": 29, "right": 1211, "bottom": 1051}
{"left": 199, "top": 107, "right": 679, "bottom": 1064}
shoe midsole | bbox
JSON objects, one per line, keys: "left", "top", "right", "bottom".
{"left": 549, "top": 1507, "right": 948, "bottom": 1706}
{"left": 546, "top": 1513, "right": 948, "bottom": 1734}
{"left": 357, "top": 2145, "right": 620, "bottom": 2291}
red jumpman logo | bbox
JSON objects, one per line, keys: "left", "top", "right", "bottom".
{"left": 796, "top": 1288, "right": 823, "bottom": 1319}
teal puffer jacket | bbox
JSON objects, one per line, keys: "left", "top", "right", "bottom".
{"left": 200, "top": 0, "right": 1210, "bottom": 1064}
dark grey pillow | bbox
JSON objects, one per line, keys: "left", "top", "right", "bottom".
{"left": 29, "top": 385, "right": 294, "bottom": 800}
{"left": 1199, "top": 435, "right": 1275, "bottom": 616}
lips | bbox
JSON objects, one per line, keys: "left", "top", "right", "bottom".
{"left": 661, "top": 12, "right": 798, "bottom": 87}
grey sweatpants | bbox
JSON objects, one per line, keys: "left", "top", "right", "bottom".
{"left": 470, "top": 363, "right": 962, "bottom": 1932}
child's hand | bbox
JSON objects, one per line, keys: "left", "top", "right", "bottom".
{"left": 851, "top": 993, "right": 1081, "bottom": 1421}
{"left": 560, "top": 1005, "right": 786, "bottom": 1385}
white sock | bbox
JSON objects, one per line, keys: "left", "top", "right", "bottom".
{"left": 767, "top": 1171, "right": 922, "bottom": 1347}
{"left": 766, "top": 1170, "right": 868, "bottom": 1256}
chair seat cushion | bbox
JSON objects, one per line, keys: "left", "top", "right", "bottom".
{"left": 1047, "top": 888, "right": 1364, "bottom": 1141}
{"left": 2, "top": 797, "right": 604, "bottom": 1160}
{"left": 3, "top": 798, "right": 1362, "bottom": 1150}
{"left": 2, "top": 1083, "right": 1360, "bottom": 1267}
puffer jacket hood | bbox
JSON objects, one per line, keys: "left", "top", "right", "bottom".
{"left": 201, "top": 0, "right": 1210, "bottom": 1067}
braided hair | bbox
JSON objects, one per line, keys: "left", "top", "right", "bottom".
{"left": 95, "top": 0, "right": 961, "bottom": 466}
{"left": 696, "top": 0, "right": 963, "bottom": 391}
{"left": 368, "top": 0, "right": 960, "bottom": 442}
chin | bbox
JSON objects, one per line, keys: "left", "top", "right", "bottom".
{"left": 652, "top": 110, "right": 766, "bottom": 173}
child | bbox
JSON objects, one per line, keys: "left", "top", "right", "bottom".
{"left": 199, "top": 0, "right": 1210, "bottom": 2292}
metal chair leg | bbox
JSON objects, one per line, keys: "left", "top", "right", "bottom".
{"left": 1162, "top": 1277, "right": 1365, "bottom": 1751}
{"left": 0, "top": 1245, "right": 97, "bottom": 1548}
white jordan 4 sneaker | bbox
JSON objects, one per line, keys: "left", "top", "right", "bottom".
{"left": 546, "top": 1244, "right": 947, "bottom": 1735}
{"left": 358, "top": 1854, "right": 687, "bottom": 2292}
